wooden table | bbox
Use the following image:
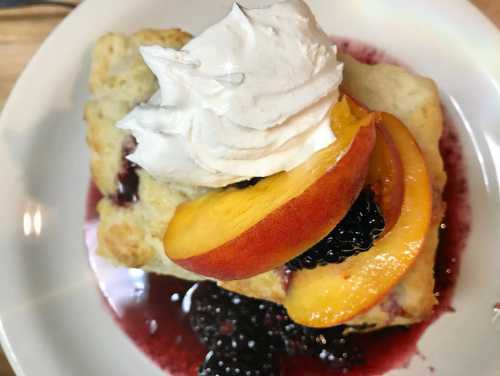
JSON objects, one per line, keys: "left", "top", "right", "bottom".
{"left": 0, "top": 1, "right": 498, "bottom": 374}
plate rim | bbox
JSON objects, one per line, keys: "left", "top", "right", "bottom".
{"left": 1, "top": 0, "right": 500, "bottom": 375}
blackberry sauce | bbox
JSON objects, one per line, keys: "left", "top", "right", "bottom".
{"left": 111, "top": 136, "right": 140, "bottom": 207}
{"left": 85, "top": 40, "right": 471, "bottom": 375}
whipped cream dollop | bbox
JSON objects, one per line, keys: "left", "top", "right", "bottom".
{"left": 118, "top": 0, "right": 343, "bottom": 187}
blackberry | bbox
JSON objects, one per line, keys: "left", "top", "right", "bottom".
{"left": 262, "top": 304, "right": 362, "bottom": 368}
{"left": 286, "top": 189, "right": 385, "bottom": 271}
{"left": 189, "top": 283, "right": 268, "bottom": 357}
{"left": 199, "top": 351, "right": 278, "bottom": 376}
{"left": 111, "top": 136, "right": 140, "bottom": 207}
{"left": 189, "top": 282, "right": 363, "bottom": 375}
{"left": 309, "top": 328, "right": 363, "bottom": 368}
{"left": 231, "top": 177, "right": 263, "bottom": 189}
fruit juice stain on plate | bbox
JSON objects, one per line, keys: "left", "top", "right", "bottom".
{"left": 84, "top": 40, "right": 471, "bottom": 375}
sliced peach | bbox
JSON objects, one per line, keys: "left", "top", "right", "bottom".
{"left": 164, "top": 99, "right": 376, "bottom": 280}
{"left": 344, "top": 93, "right": 370, "bottom": 119}
{"left": 367, "top": 124, "right": 404, "bottom": 234}
{"left": 284, "top": 112, "right": 432, "bottom": 327}
{"left": 344, "top": 94, "right": 404, "bottom": 234}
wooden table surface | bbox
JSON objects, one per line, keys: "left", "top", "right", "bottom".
{"left": 0, "top": 1, "right": 499, "bottom": 374}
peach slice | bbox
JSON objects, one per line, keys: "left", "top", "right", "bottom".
{"left": 367, "top": 123, "right": 404, "bottom": 234}
{"left": 284, "top": 112, "right": 432, "bottom": 327}
{"left": 344, "top": 95, "right": 404, "bottom": 234}
{"left": 164, "top": 99, "right": 376, "bottom": 280}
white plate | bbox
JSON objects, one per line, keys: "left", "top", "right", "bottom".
{"left": 1, "top": 0, "right": 500, "bottom": 375}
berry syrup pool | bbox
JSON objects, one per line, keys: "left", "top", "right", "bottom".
{"left": 84, "top": 39, "right": 471, "bottom": 375}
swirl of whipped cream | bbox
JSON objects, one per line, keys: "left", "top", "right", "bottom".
{"left": 118, "top": 0, "right": 343, "bottom": 187}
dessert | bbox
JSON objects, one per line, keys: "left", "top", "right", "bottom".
{"left": 85, "top": 0, "right": 469, "bottom": 374}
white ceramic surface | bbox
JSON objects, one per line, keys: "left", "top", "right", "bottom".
{"left": 0, "top": 0, "right": 499, "bottom": 375}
